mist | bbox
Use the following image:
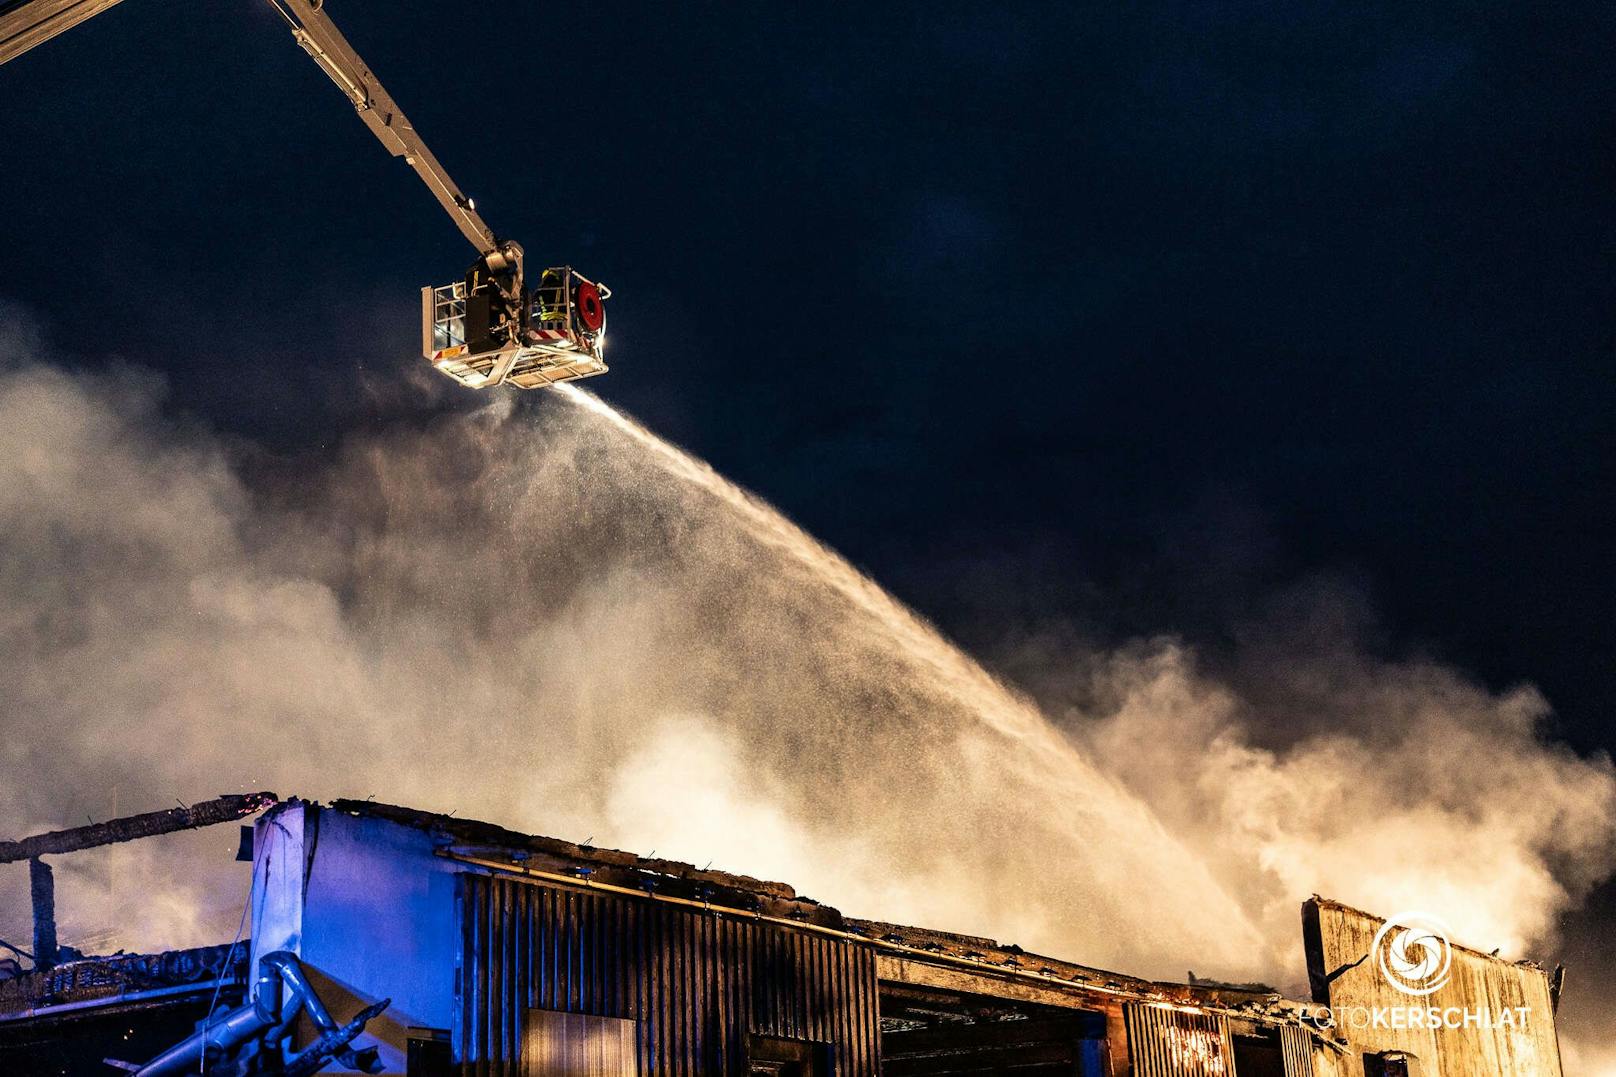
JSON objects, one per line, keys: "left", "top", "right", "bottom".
{"left": 1, "top": 331, "right": 1612, "bottom": 1055}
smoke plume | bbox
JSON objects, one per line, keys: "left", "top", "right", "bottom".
{"left": 0, "top": 328, "right": 1612, "bottom": 1057}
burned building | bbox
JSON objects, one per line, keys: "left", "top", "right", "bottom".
{"left": 0, "top": 796, "right": 1570, "bottom": 1075}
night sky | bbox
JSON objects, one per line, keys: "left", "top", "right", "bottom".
{"left": 3, "top": 0, "right": 1613, "bottom": 992}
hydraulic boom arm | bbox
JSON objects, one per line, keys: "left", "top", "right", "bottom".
{"left": 263, "top": 0, "right": 497, "bottom": 253}
{"left": 0, "top": 0, "right": 498, "bottom": 254}
{"left": 0, "top": 0, "right": 612, "bottom": 390}
{"left": 0, "top": 0, "right": 129, "bottom": 65}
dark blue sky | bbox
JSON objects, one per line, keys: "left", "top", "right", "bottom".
{"left": 3, "top": 0, "right": 1612, "bottom": 883}
{"left": 6, "top": 1, "right": 1609, "bottom": 749}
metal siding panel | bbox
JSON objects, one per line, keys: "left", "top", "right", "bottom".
{"left": 792, "top": 929, "right": 806, "bottom": 1039}
{"left": 805, "top": 935, "right": 820, "bottom": 1043}
{"left": 791, "top": 931, "right": 806, "bottom": 1041}
{"left": 777, "top": 926, "right": 791, "bottom": 1037}
{"left": 582, "top": 892, "right": 596, "bottom": 1015}
{"left": 734, "top": 917, "right": 749, "bottom": 1075}
{"left": 672, "top": 904, "right": 683, "bottom": 1071}
{"left": 538, "top": 886, "right": 553, "bottom": 1012}
{"left": 597, "top": 892, "right": 612, "bottom": 1016}
{"left": 565, "top": 889, "right": 579, "bottom": 1013}
{"left": 817, "top": 940, "right": 831, "bottom": 1074}
{"left": 676, "top": 905, "right": 690, "bottom": 1074}
{"left": 858, "top": 946, "right": 875, "bottom": 1076}
{"left": 706, "top": 916, "right": 720, "bottom": 1075}
{"left": 741, "top": 917, "right": 754, "bottom": 1044}
{"left": 850, "top": 944, "right": 865, "bottom": 1077}
{"left": 773, "top": 928, "right": 788, "bottom": 1039}
{"left": 654, "top": 903, "right": 672, "bottom": 1074}
{"left": 1125, "top": 1005, "right": 1235, "bottom": 1077}
{"left": 630, "top": 900, "right": 651, "bottom": 1076}
{"left": 778, "top": 927, "right": 792, "bottom": 1038}
{"left": 606, "top": 896, "right": 622, "bottom": 1024}
{"left": 456, "top": 878, "right": 467, "bottom": 1077}
{"left": 475, "top": 879, "right": 491, "bottom": 1077}
{"left": 833, "top": 939, "right": 847, "bottom": 1070}
{"left": 847, "top": 943, "right": 860, "bottom": 1077}
{"left": 766, "top": 924, "right": 778, "bottom": 1038}
{"left": 753, "top": 925, "right": 768, "bottom": 1037}
{"left": 488, "top": 880, "right": 502, "bottom": 1071}
{"left": 499, "top": 880, "right": 515, "bottom": 1068}
{"left": 680, "top": 907, "right": 695, "bottom": 1076}
{"left": 520, "top": 885, "right": 534, "bottom": 1013}
{"left": 602, "top": 900, "right": 616, "bottom": 1027}
{"left": 524, "top": 1009, "right": 639, "bottom": 1076}
{"left": 689, "top": 911, "right": 704, "bottom": 1075}
{"left": 481, "top": 878, "right": 497, "bottom": 1077}
{"left": 714, "top": 917, "right": 731, "bottom": 1074}
{"left": 456, "top": 876, "right": 472, "bottom": 1077}
{"left": 550, "top": 885, "right": 564, "bottom": 1013}
{"left": 1280, "top": 1024, "right": 1316, "bottom": 1077}
{"left": 759, "top": 925, "right": 773, "bottom": 1037}
{"left": 854, "top": 946, "right": 864, "bottom": 1077}
{"left": 818, "top": 936, "right": 832, "bottom": 1045}
{"left": 699, "top": 914, "right": 713, "bottom": 1074}
{"left": 464, "top": 881, "right": 478, "bottom": 1077}
{"left": 459, "top": 874, "right": 880, "bottom": 1077}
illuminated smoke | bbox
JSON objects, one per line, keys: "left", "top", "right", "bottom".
{"left": 1560, "top": 1039, "right": 1616, "bottom": 1077}
{"left": 0, "top": 337, "right": 1611, "bottom": 1040}
{"left": 0, "top": 355, "right": 1258, "bottom": 976}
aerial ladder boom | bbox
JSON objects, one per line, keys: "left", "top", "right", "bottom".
{"left": 0, "top": 0, "right": 126, "bottom": 65}
{"left": 265, "top": 0, "right": 496, "bottom": 255}
{"left": 0, "top": 0, "right": 610, "bottom": 390}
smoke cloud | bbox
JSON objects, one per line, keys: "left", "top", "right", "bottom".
{"left": 1004, "top": 623, "right": 1616, "bottom": 963}
{"left": 0, "top": 327, "right": 1612, "bottom": 1058}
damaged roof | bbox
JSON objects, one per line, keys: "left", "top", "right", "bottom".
{"left": 323, "top": 798, "right": 1323, "bottom": 1028}
{"left": 326, "top": 797, "right": 844, "bottom": 929}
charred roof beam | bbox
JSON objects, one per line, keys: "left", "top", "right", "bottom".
{"left": 0, "top": 793, "right": 277, "bottom": 864}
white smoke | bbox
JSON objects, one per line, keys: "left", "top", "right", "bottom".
{"left": 0, "top": 349, "right": 1258, "bottom": 976}
{"left": 1035, "top": 633, "right": 1616, "bottom": 962}
{"left": 1561, "top": 1039, "right": 1616, "bottom": 1077}
{"left": 0, "top": 335, "right": 1612, "bottom": 1060}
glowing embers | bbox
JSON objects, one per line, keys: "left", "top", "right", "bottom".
{"left": 1164, "top": 1025, "right": 1227, "bottom": 1073}
{"left": 1125, "top": 1004, "right": 1234, "bottom": 1077}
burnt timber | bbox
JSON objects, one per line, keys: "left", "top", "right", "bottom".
{"left": 0, "top": 791, "right": 277, "bottom": 863}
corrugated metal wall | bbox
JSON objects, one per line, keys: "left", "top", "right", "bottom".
{"left": 1124, "top": 1004, "right": 1236, "bottom": 1077}
{"left": 1278, "top": 1025, "right": 1316, "bottom": 1077}
{"left": 457, "top": 873, "right": 880, "bottom": 1076}
{"left": 524, "top": 1011, "right": 638, "bottom": 1075}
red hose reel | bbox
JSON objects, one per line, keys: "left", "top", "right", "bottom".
{"left": 574, "top": 280, "right": 605, "bottom": 332}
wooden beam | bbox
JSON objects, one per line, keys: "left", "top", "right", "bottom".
{"left": 877, "top": 953, "right": 1110, "bottom": 1012}
{"left": 1105, "top": 1002, "right": 1130, "bottom": 1077}
{"left": 28, "top": 857, "right": 55, "bottom": 968}
{"left": 0, "top": 793, "right": 277, "bottom": 863}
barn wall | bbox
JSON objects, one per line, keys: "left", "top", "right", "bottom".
{"left": 458, "top": 873, "right": 881, "bottom": 1076}
{"left": 1303, "top": 900, "right": 1562, "bottom": 1077}
{"left": 253, "top": 801, "right": 461, "bottom": 1075}
{"left": 1278, "top": 1025, "right": 1316, "bottom": 1077}
{"left": 1124, "top": 1005, "right": 1235, "bottom": 1076}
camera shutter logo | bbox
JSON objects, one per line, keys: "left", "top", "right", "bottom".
{"left": 1372, "top": 912, "right": 1453, "bottom": 996}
